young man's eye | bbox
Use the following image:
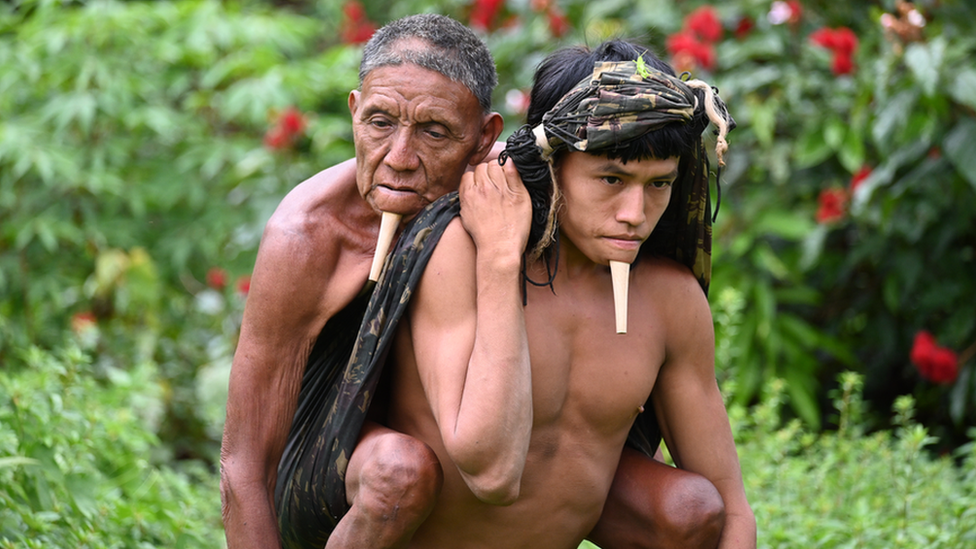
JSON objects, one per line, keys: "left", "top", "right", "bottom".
{"left": 650, "top": 180, "right": 673, "bottom": 189}
{"left": 602, "top": 176, "right": 623, "bottom": 185}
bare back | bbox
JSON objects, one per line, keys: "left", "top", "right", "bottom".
{"left": 386, "top": 220, "right": 704, "bottom": 549}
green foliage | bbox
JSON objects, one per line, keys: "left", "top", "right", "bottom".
{"left": 2, "top": 0, "right": 976, "bottom": 544}
{"left": 728, "top": 374, "right": 976, "bottom": 548}
{"left": 0, "top": 343, "right": 224, "bottom": 548}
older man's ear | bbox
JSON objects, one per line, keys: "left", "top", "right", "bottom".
{"left": 471, "top": 112, "right": 505, "bottom": 165}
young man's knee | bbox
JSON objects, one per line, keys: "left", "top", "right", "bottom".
{"left": 359, "top": 434, "right": 444, "bottom": 512}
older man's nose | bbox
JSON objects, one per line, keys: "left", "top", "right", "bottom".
{"left": 384, "top": 129, "right": 420, "bottom": 172}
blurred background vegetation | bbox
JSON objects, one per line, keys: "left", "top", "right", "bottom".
{"left": 1, "top": 0, "right": 974, "bottom": 546}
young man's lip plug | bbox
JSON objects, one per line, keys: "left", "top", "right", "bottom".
{"left": 609, "top": 260, "right": 629, "bottom": 334}
{"left": 369, "top": 211, "right": 401, "bottom": 281}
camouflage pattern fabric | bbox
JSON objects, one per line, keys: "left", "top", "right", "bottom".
{"left": 540, "top": 60, "right": 698, "bottom": 154}
{"left": 275, "top": 193, "right": 460, "bottom": 549}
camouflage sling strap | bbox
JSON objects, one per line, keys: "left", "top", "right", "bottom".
{"left": 275, "top": 194, "right": 460, "bottom": 549}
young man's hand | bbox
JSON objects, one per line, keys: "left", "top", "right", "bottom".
{"left": 459, "top": 159, "right": 531, "bottom": 265}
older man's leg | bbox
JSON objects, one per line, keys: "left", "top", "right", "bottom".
{"left": 587, "top": 446, "right": 726, "bottom": 549}
{"left": 327, "top": 422, "right": 443, "bottom": 549}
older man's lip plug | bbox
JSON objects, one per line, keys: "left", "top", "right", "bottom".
{"left": 368, "top": 211, "right": 401, "bottom": 282}
{"left": 610, "top": 260, "right": 629, "bottom": 334}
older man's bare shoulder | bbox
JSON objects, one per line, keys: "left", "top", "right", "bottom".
{"left": 266, "top": 158, "right": 368, "bottom": 236}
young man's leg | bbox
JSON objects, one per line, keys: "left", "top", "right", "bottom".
{"left": 587, "top": 446, "right": 726, "bottom": 549}
{"left": 327, "top": 421, "right": 443, "bottom": 549}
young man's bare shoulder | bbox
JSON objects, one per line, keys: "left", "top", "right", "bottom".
{"left": 635, "top": 255, "right": 709, "bottom": 306}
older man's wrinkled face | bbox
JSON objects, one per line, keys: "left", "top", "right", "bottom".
{"left": 349, "top": 64, "right": 497, "bottom": 219}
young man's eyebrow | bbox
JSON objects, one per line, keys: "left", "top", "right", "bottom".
{"left": 595, "top": 161, "right": 679, "bottom": 180}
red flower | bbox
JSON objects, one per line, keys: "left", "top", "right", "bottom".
{"left": 734, "top": 17, "right": 754, "bottom": 39}
{"left": 548, "top": 7, "right": 570, "bottom": 37}
{"left": 686, "top": 6, "right": 723, "bottom": 43}
{"left": 809, "top": 27, "right": 837, "bottom": 49}
{"left": 666, "top": 30, "right": 716, "bottom": 72}
{"left": 832, "top": 52, "right": 854, "bottom": 75}
{"left": 264, "top": 107, "right": 308, "bottom": 150}
{"left": 849, "top": 165, "right": 872, "bottom": 192}
{"left": 911, "top": 331, "right": 959, "bottom": 384}
{"left": 810, "top": 26, "right": 858, "bottom": 75}
{"left": 815, "top": 187, "right": 847, "bottom": 224}
{"left": 832, "top": 27, "right": 858, "bottom": 56}
{"left": 786, "top": 0, "right": 803, "bottom": 25}
{"left": 470, "top": 0, "right": 505, "bottom": 31}
{"left": 207, "top": 267, "right": 227, "bottom": 290}
{"left": 71, "top": 311, "right": 97, "bottom": 333}
{"left": 341, "top": 1, "right": 376, "bottom": 44}
{"left": 280, "top": 107, "right": 306, "bottom": 135}
{"left": 236, "top": 275, "right": 251, "bottom": 296}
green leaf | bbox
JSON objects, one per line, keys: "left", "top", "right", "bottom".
{"left": 0, "top": 456, "right": 40, "bottom": 468}
{"left": 837, "top": 125, "right": 866, "bottom": 173}
{"left": 872, "top": 90, "right": 916, "bottom": 150}
{"left": 943, "top": 117, "right": 976, "bottom": 192}
{"left": 948, "top": 68, "right": 976, "bottom": 111}
{"left": 904, "top": 40, "right": 944, "bottom": 97}
{"left": 794, "top": 127, "right": 832, "bottom": 168}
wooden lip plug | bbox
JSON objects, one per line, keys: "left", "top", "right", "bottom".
{"left": 609, "top": 260, "right": 630, "bottom": 334}
{"left": 368, "top": 211, "right": 401, "bottom": 282}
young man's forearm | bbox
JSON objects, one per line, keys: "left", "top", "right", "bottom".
{"left": 449, "top": 252, "right": 533, "bottom": 504}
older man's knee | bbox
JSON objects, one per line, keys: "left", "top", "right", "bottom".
{"left": 663, "top": 474, "right": 726, "bottom": 546}
{"left": 357, "top": 434, "right": 443, "bottom": 522}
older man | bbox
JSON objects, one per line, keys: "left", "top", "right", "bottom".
{"left": 219, "top": 14, "right": 502, "bottom": 549}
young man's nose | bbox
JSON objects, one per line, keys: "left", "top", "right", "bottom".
{"left": 616, "top": 185, "right": 647, "bottom": 227}
{"left": 384, "top": 129, "right": 421, "bottom": 172}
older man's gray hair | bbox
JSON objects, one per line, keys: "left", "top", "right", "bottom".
{"left": 360, "top": 13, "right": 497, "bottom": 113}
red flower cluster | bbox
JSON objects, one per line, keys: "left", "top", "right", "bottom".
{"left": 815, "top": 166, "right": 872, "bottom": 224}
{"left": 666, "top": 6, "right": 722, "bottom": 72}
{"left": 341, "top": 1, "right": 377, "bottom": 45}
{"left": 809, "top": 27, "right": 858, "bottom": 75}
{"left": 470, "top": 0, "right": 505, "bottom": 31}
{"left": 910, "top": 331, "right": 959, "bottom": 384}
{"left": 815, "top": 188, "right": 847, "bottom": 224}
{"left": 207, "top": 267, "right": 228, "bottom": 290}
{"left": 264, "top": 107, "right": 307, "bottom": 151}
{"left": 734, "top": 16, "right": 754, "bottom": 40}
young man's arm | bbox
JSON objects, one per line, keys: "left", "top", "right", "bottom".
{"left": 407, "top": 161, "right": 534, "bottom": 504}
{"left": 652, "top": 263, "right": 757, "bottom": 549}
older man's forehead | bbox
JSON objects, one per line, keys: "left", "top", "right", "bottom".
{"left": 361, "top": 65, "right": 480, "bottom": 117}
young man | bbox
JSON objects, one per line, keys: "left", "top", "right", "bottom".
{"left": 381, "top": 41, "right": 756, "bottom": 548}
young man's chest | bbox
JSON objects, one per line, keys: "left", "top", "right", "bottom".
{"left": 523, "top": 287, "right": 666, "bottom": 434}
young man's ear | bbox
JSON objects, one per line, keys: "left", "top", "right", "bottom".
{"left": 470, "top": 112, "right": 505, "bottom": 165}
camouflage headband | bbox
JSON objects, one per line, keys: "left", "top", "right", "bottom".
{"left": 533, "top": 59, "right": 732, "bottom": 167}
